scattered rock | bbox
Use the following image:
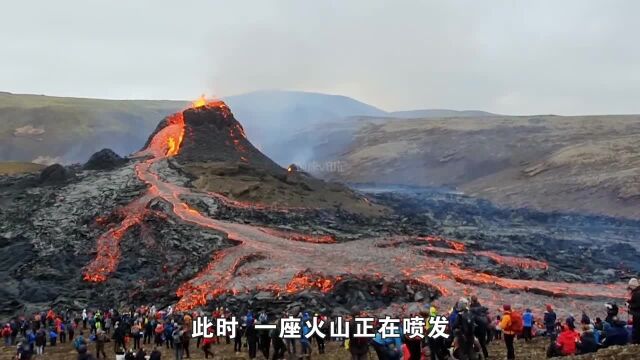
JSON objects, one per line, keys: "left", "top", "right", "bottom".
{"left": 39, "top": 164, "right": 68, "bottom": 184}
{"left": 83, "top": 148, "right": 127, "bottom": 170}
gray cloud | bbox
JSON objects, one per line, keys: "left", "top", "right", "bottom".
{"left": 1, "top": 0, "right": 639, "bottom": 115}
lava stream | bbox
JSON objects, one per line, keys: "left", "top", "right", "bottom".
{"left": 83, "top": 101, "right": 630, "bottom": 317}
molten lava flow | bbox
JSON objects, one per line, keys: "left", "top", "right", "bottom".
{"left": 83, "top": 200, "right": 150, "bottom": 282}
{"left": 258, "top": 227, "right": 336, "bottom": 244}
{"left": 83, "top": 102, "right": 630, "bottom": 317}
{"left": 284, "top": 273, "right": 340, "bottom": 293}
{"left": 191, "top": 94, "right": 207, "bottom": 108}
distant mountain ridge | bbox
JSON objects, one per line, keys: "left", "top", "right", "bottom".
{"left": 0, "top": 90, "right": 493, "bottom": 165}
{"left": 390, "top": 109, "right": 498, "bottom": 118}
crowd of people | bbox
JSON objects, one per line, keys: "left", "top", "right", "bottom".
{"left": 2, "top": 277, "right": 639, "bottom": 360}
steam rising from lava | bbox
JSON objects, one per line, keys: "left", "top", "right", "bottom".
{"left": 82, "top": 97, "right": 630, "bottom": 315}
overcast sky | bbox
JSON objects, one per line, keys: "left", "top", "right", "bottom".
{"left": 1, "top": 0, "right": 639, "bottom": 115}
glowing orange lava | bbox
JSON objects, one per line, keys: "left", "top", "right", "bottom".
{"left": 191, "top": 94, "right": 208, "bottom": 108}
{"left": 83, "top": 103, "right": 631, "bottom": 317}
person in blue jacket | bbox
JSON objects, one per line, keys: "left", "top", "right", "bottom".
{"left": 26, "top": 330, "right": 36, "bottom": 352}
{"left": 522, "top": 309, "right": 534, "bottom": 342}
{"left": 49, "top": 328, "right": 58, "bottom": 346}
{"left": 372, "top": 320, "right": 402, "bottom": 360}
{"left": 300, "top": 312, "right": 312, "bottom": 357}
{"left": 601, "top": 319, "right": 629, "bottom": 347}
{"left": 164, "top": 322, "right": 174, "bottom": 349}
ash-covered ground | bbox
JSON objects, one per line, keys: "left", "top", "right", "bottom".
{"left": 1, "top": 102, "right": 638, "bottom": 321}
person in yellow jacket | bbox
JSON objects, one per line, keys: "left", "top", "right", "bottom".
{"left": 498, "top": 304, "right": 516, "bottom": 360}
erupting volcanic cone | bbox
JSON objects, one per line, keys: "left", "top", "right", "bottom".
{"left": 143, "top": 100, "right": 284, "bottom": 172}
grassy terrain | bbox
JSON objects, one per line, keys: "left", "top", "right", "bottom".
{"left": 0, "top": 92, "right": 185, "bottom": 164}
{"left": 0, "top": 161, "right": 45, "bottom": 175}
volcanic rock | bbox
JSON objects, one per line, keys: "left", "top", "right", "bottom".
{"left": 144, "top": 102, "right": 387, "bottom": 215}
{"left": 39, "top": 163, "right": 68, "bottom": 184}
{"left": 145, "top": 103, "right": 281, "bottom": 173}
{"left": 84, "top": 148, "right": 126, "bottom": 170}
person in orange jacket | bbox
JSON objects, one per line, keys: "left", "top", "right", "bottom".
{"left": 498, "top": 304, "right": 516, "bottom": 360}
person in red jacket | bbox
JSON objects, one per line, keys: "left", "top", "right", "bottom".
{"left": 202, "top": 326, "right": 215, "bottom": 359}
{"left": 548, "top": 320, "right": 580, "bottom": 357}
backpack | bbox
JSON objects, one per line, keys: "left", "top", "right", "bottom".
{"left": 471, "top": 306, "right": 489, "bottom": 329}
{"left": 351, "top": 337, "right": 369, "bottom": 348}
{"left": 508, "top": 311, "right": 524, "bottom": 334}
{"left": 459, "top": 311, "right": 475, "bottom": 338}
{"left": 172, "top": 330, "right": 182, "bottom": 344}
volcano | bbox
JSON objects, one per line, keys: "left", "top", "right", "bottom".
{"left": 0, "top": 98, "right": 637, "bottom": 320}
{"left": 144, "top": 101, "right": 281, "bottom": 172}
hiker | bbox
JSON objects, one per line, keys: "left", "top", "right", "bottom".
{"left": 59, "top": 321, "right": 67, "bottom": 343}
{"left": 499, "top": 304, "right": 522, "bottom": 360}
{"left": 246, "top": 313, "right": 258, "bottom": 359}
{"left": 95, "top": 329, "right": 108, "bottom": 358}
{"left": 135, "top": 347, "right": 147, "bottom": 360}
{"left": 547, "top": 319, "right": 580, "bottom": 357}
{"left": 131, "top": 321, "right": 142, "bottom": 350}
{"left": 543, "top": 304, "right": 557, "bottom": 341}
{"left": 493, "top": 316, "right": 502, "bottom": 340}
{"left": 16, "top": 342, "right": 33, "bottom": 360}
{"left": 469, "top": 295, "right": 490, "bottom": 359}
{"left": 34, "top": 327, "right": 46, "bottom": 355}
{"left": 371, "top": 319, "right": 402, "bottom": 360}
{"left": 605, "top": 303, "right": 619, "bottom": 324}
{"left": 26, "top": 330, "right": 35, "bottom": 352}
{"left": 77, "top": 344, "right": 98, "bottom": 360}
{"left": 259, "top": 312, "right": 271, "bottom": 359}
{"left": 349, "top": 308, "right": 370, "bottom": 360}
{"left": 628, "top": 277, "right": 640, "bottom": 344}
{"left": 172, "top": 324, "right": 183, "bottom": 360}
{"left": 82, "top": 309, "right": 88, "bottom": 329}
{"left": 68, "top": 320, "right": 75, "bottom": 341}
{"left": 48, "top": 327, "right": 58, "bottom": 346}
{"left": 522, "top": 308, "right": 534, "bottom": 342}
{"left": 601, "top": 317, "right": 629, "bottom": 347}
{"left": 300, "top": 312, "right": 312, "bottom": 358}
{"left": 315, "top": 314, "right": 328, "bottom": 354}
{"left": 2, "top": 323, "right": 11, "bottom": 346}
{"left": 154, "top": 322, "right": 164, "bottom": 347}
{"left": 271, "top": 320, "right": 287, "bottom": 360}
{"left": 144, "top": 317, "right": 154, "bottom": 345}
{"left": 74, "top": 331, "right": 88, "bottom": 352}
{"left": 104, "top": 316, "right": 112, "bottom": 335}
{"left": 426, "top": 306, "right": 448, "bottom": 360}
{"left": 113, "top": 321, "right": 126, "bottom": 352}
{"left": 577, "top": 324, "right": 598, "bottom": 354}
{"left": 452, "top": 298, "right": 478, "bottom": 360}
{"left": 181, "top": 325, "right": 191, "bottom": 358}
{"left": 234, "top": 316, "right": 244, "bottom": 353}
{"left": 125, "top": 348, "right": 136, "bottom": 360}
{"left": 149, "top": 346, "right": 162, "bottom": 360}
{"left": 202, "top": 331, "right": 215, "bottom": 359}
{"left": 164, "top": 322, "right": 174, "bottom": 349}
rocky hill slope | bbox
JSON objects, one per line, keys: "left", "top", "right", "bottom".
{"left": 310, "top": 115, "right": 640, "bottom": 219}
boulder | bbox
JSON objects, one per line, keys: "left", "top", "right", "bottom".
{"left": 39, "top": 164, "right": 68, "bottom": 184}
{"left": 83, "top": 148, "right": 126, "bottom": 170}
